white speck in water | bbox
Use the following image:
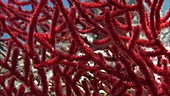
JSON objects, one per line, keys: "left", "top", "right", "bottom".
{"left": 51, "top": 48, "right": 54, "bottom": 52}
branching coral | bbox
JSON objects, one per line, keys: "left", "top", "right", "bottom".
{"left": 0, "top": 0, "right": 170, "bottom": 96}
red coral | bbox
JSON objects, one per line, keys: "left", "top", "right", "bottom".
{"left": 0, "top": 0, "right": 170, "bottom": 96}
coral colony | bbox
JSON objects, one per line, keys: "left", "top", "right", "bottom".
{"left": 0, "top": 0, "right": 170, "bottom": 96}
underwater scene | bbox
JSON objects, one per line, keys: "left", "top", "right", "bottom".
{"left": 0, "top": 0, "right": 170, "bottom": 96}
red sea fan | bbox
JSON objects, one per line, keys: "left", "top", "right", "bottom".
{"left": 0, "top": 0, "right": 170, "bottom": 96}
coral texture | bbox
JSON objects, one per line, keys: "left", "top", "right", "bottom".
{"left": 0, "top": 0, "right": 170, "bottom": 96}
